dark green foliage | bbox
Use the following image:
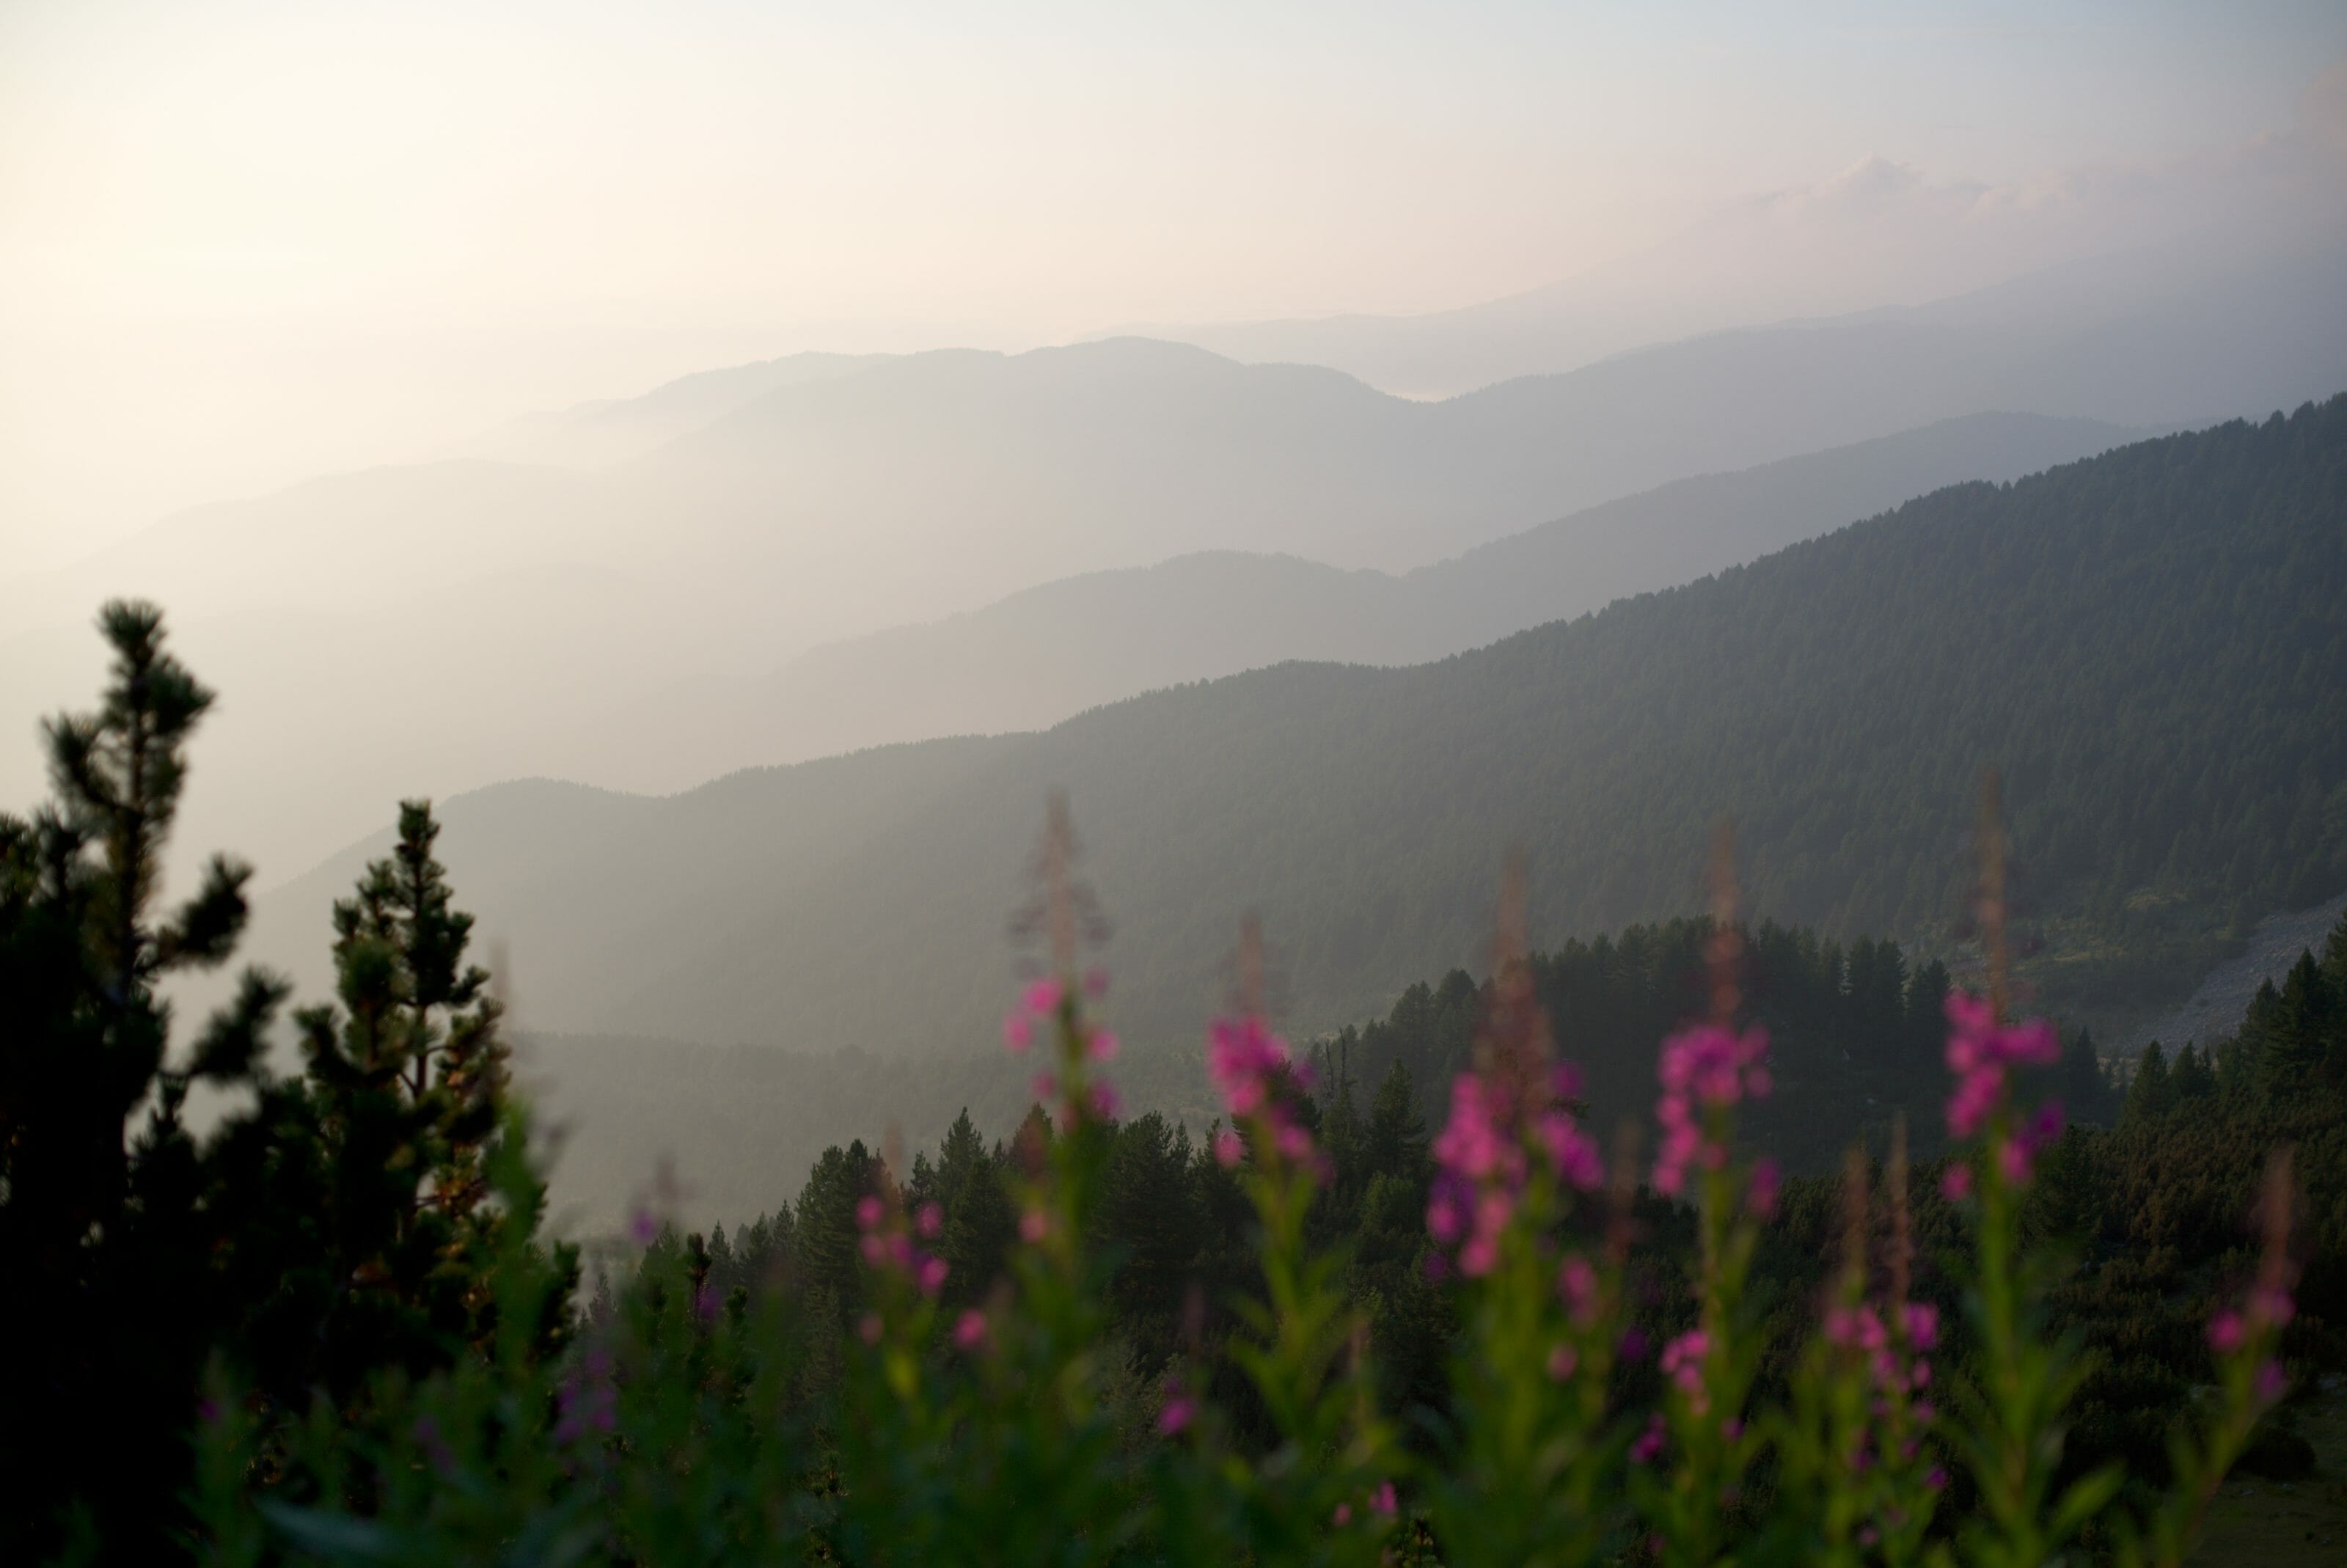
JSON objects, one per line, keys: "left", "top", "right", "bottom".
{"left": 1336, "top": 916, "right": 1978, "bottom": 1173}
{"left": 1092, "top": 1112, "right": 1206, "bottom": 1373}
{"left": 795, "top": 1139, "right": 882, "bottom": 1322}
{"left": 0, "top": 604, "right": 290, "bottom": 1561}
{"left": 913, "top": 1108, "right": 1018, "bottom": 1313}
{"left": 2026, "top": 911, "right": 2347, "bottom": 1487}
{"left": 0, "top": 606, "right": 564, "bottom": 1561}
{"left": 234, "top": 800, "right": 571, "bottom": 1416}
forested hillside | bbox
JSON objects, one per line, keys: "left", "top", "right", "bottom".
{"left": 239, "top": 398, "right": 2347, "bottom": 1072}
{"left": 733, "top": 413, "right": 2144, "bottom": 765}
{"left": 527, "top": 913, "right": 2120, "bottom": 1232}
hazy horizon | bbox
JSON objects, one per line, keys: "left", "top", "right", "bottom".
{"left": 7, "top": 1, "right": 2346, "bottom": 570}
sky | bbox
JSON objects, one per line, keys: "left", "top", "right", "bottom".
{"left": 4, "top": 0, "right": 2345, "bottom": 568}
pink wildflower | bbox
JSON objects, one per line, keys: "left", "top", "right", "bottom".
{"left": 2255, "top": 1360, "right": 2288, "bottom": 1402}
{"left": 1630, "top": 1413, "right": 1668, "bottom": 1464}
{"left": 2208, "top": 1309, "right": 2245, "bottom": 1353}
{"left": 1206, "top": 1015, "right": 1290, "bottom": 1118}
{"left": 1206, "top": 1015, "right": 1319, "bottom": 1175}
{"left": 1022, "top": 977, "right": 1063, "bottom": 1016}
{"left": 1537, "top": 1110, "right": 1604, "bottom": 1190}
{"left": 1332, "top": 1503, "right": 1352, "bottom": 1526}
{"left": 1214, "top": 1128, "right": 1245, "bottom": 1168}
{"left": 1558, "top": 1256, "right": 1599, "bottom": 1326}
{"left": 1942, "top": 992, "right": 2059, "bottom": 1140}
{"left": 953, "top": 1308, "right": 989, "bottom": 1349}
{"left": 1089, "top": 1081, "right": 1121, "bottom": 1121}
{"left": 1372, "top": 1481, "right": 1398, "bottom": 1517}
{"left": 1996, "top": 1100, "right": 2065, "bottom": 1188}
{"left": 1088, "top": 1028, "right": 1120, "bottom": 1062}
{"left": 1940, "top": 1163, "right": 1974, "bottom": 1202}
{"left": 1903, "top": 1303, "right": 1939, "bottom": 1349}
{"left": 1156, "top": 1395, "right": 1195, "bottom": 1436}
{"left": 1002, "top": 1011, "right": 1033, "bottom": 1052}
{"left": 1019, "top": 1209, "right": 1049, "bottom": 1243}
{"left": 1824, "top": 1306, "right": 1887, "bottom": 1352}
{"left": 1661, "top": 1329, "right": 1711, "bottom": 1402}
{"left": 1427, "top": 1053, "right": 1601, "bottom": 1270}
{"left": 1746, "top": 1157, "right": 1782, "bottom": 1220}
{"left": 1083, "top": 967, "right": 1110, "bottom": 999}
{"left": 855, "top": 1195, "right": 886, "bottom": 1231}
{"left": 917, "top": 1202, "right": 943, "bottom": 1239}
{"left": 918, "top": 1256, "right": 950, "bottom": 1297}
{"left": 1547, "top": 1343, "right": 1578, "bottom": 1381}
{"left": 1652, "top": 1024, "right": 1770, "bottom": 1195}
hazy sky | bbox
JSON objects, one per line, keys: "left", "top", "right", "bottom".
{"left": 5, "top": 0, "right": 2345, "bottom": 567}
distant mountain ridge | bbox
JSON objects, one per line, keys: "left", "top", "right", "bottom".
{"left": 1157, "top": 191, "right": 2347, "bottom": 397}
{"left": 9, "top": 241, "right": 2339, "bottom": 891}
{"left": 442, "top": 351, "right": 893, "bottom": 469}
{"left": 718, "top": 413, "right": 2148, "bottom": 764}
{"left": 230, "top": 399, "right": 2347, "bottom": 1084}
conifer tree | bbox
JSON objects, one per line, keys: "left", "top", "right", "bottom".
{"left": 0, "top": 602, "right": 288, "bottom": 1561}
{"left": 796, "top": 1140, "right": 881, "bottom": 1319}
{"left": 1363, "top": 1058, "right": 1429, "bottom": 1186}
{"left": 932, "top": 1109, "right": 1017, "bottom": 1308}
{"left": 2123, "top": 1041, "right": 2173, "bottom": 1125}
{"left": 2057, "top": 1026, "right": 2116, "bottom": 1124}
{"left": 2258, "top": 950, "right": 2342, "bottom": 1094}
{"left": 275, "top": 798, "right": 558, "bottom": 1408}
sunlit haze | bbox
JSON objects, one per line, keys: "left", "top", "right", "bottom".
{"left": 6, "top": 0, "right": 2345, "bottom": 564}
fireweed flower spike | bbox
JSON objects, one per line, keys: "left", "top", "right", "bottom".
{"left": 1631, "top": 826, "right": 1776, "bottom": 1568}
{"left": 1782, "top": 1144, "right": 1944, "bottom": 1561}
{"left": 2131, "top": 1149, "right": 2304, "bottom": 1565}
{"left": 1945, "top": 771, "right": 2124, "bottom": 1568}
{"left": 1650, "top": 1021, "right": 1771, "bottom": 1197}
{"left": 854, "top": 1184, "right": 952, "bottom": 1303}
{"left": 1423, "top": 898, "right": 1605, "bottom": 1277}
{"left": 1421, "top": 861, "right": 1627, "bottom": 1567}
{"left": 850, "top": 794, "right": 1137, "bottom": 1567}
{"left": 1205, "top": 1014, "right": 1316, "bottom": 1160}
{"left": 1198, "top": 915, "right": 1397, "bottom": 1560}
